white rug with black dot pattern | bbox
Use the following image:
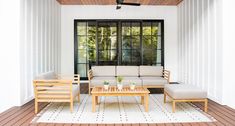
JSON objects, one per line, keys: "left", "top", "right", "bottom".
{"left": 32, "top": 94, "right": 215, "bottom": 124}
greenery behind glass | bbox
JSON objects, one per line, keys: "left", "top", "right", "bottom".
{"left": 76, "top": 21, "right": 163, "bottom": 78}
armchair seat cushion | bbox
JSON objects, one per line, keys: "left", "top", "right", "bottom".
{"left": 120, "top": 77, "right": 142, "bottom": 86}
{"left": 90, "top": 77, "right": 116, "bottom": 86}
{"left": 164, "top": 84, "right": 207, "bottom": 99}
{"left": 141, "top": 77, "right": 168, "bottom": 86}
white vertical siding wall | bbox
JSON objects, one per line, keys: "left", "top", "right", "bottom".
{"left": 178, "top": 0, "right": 223, "bottom": 103}
{"left": 0, "top": 0, "right": 21, "bottom": 113}
{"left": 222, "top": 1, "right": 235, "bottom": 109}
{"left": 20, "top": 0, "right": 61, "bottom": 105}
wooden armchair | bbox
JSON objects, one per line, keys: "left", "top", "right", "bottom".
{"left": 33, "top": 75, "right": 80, "bottom": 113}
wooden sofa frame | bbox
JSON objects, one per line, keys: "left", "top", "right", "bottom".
{"left": 33, "top": 74, "right": 80, "bottom": 114}
{"left": 164, "top": 91, "right": 208, "bottom": 113}
{"left": 88, "top": 69, "right": 170, "bottom": 95}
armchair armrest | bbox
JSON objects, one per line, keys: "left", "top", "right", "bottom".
{"left": 55, "top": 74, "right": 80, "bottom": 85}
{"left": 163, "top": 70, "right": 170, "bottom": 83}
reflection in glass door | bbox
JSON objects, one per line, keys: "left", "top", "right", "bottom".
{"left": 121, "top": 22, "right": 141, "bottom": 65}
{"left": 97, "top": 22, "right": 118, "bottom": 65}
{"left": 76, "top": 21, "right": 96, "bottom": 78}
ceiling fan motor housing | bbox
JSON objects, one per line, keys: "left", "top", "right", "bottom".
{"left": 116, "top": 0, "right": 124, "bottom": 4}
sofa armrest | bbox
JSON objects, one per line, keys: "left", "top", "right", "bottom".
{"left": 73, "top": 74, "right": 80, "bottom": 85}
{"left": 88, "top": 69, "right": 93, "bottom": 81}
{"left": 163, "top": 70, "right": 170, "bottom": 83}
{"left": 87, "top": 70, "right": 93, "bottom": 95}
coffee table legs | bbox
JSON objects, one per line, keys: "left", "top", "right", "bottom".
{"left": 141, "top": 96, "right": 144, "bottom": 105}
{"left": 145, "top": 94, "right": 149, "bottom": 112}
{"left": 95, "top": 96, "right": 98, "bottom": 105}
{"left": 92, "top": 95, "right": 149, "bottom": 112}
{"left": 92, "top": 95, "right": 96, "bottom": 112}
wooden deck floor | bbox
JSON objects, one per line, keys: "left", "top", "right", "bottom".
{"left": 1, "top": 84, "right": 235, "bottom": 126}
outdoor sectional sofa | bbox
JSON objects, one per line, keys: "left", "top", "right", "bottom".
{"left": 88, "top": 66, "right": 170, "bottom": 94}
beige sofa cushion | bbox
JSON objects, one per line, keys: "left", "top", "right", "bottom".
{"left": 140, "top": 77, "right": 167, "bottom": 86}
{"left": 90, "top": 77, "right": 116, "bottom": 86}
{"left": 140, "top": 66, "right": 163, "bottom": 77}
{"left": 92, "top": 66, "right": 116, "bottom": 77}
{"left": 164, "top": 84, "right": 207, "bottom": 99}
{"left": 119, "top": 77, "right": 142, "bottom": 86}
{"left": 36, "top": 71, "right": 57, "bottom": 79}
{"left": 116, "top": 66, "right": 139, "bottom": 76}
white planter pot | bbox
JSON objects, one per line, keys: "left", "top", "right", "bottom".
{"left": 104, "top": 85, "right": 109, "bottom": 90}
{"left": 117, "top": 83, "right": 123, "bottom": 90}
{"left": 130, "top": 85, "right": 136, "bottom": 90}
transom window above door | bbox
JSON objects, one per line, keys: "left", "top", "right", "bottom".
{"left": 74, "top": 20, "right": 164, "bottom": 79}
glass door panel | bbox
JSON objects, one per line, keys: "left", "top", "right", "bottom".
{"left": 121, "top": 22, "right": 141, "bottom": 65}
{"left": 76, "top": 21, "right": 96, "bottom": 79}
{"left": 97, "top": 22, "right": 118, "bottom": 65}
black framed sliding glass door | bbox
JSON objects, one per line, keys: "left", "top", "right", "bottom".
{"left": 74, "top": 20, "right": 164, "bottom": 79}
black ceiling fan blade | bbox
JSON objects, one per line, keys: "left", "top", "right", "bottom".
{"left": 121, "top": 2, "right": 141, "bottom": 6}
{"left": 116, "top": 0, "right": 140, "bottom": 10}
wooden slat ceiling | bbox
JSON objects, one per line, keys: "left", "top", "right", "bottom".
{"left": 57, "top": 0, "right": 183, "bottom": 5}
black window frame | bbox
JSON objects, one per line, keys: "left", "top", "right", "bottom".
{"left": 74, "top": 19, "right": 164, "bottom": 80}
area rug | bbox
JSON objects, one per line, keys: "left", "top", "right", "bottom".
{"left": 32, "top": 94, "right": 215, "bottom": 124}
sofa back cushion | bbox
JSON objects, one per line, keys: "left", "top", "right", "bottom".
{"left": 36, "top": 71, "right": 57, "bottom": 80}
{"left": 140, "top": 66, "right": 163, "bottom": 77}
{"left": 92, "top": 66, "right": 116, "bottom": 77}
{"left": 116, "top": 66, "right": 139, "bottom": 77}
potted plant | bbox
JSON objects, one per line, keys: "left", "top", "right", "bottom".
{"left": 130, "top": 82, "right": 136, "bottom": 90}
{"left": 117, "top": 76, "right": 123, "bottom": 90}
{"left": 103, "top": 80, "right": 109, "bottom": 90}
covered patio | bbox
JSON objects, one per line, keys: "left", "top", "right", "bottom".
{"left": 0, "top": 0, "right": 235, "bottom": 125}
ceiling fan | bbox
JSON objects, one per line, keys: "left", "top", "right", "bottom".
{"left": 116, "top": 0, "right": 141, "bottom": 9}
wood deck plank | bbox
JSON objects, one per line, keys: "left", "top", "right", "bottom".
{"left": 6, "top": 102, "right": 46, "bottom": 126}
{"left": 0, "top": 100, "right": 34, "bottom": 122}
{"left": 193, "top": 103, "right": 227, "bottom": 126}
{"left": 19, "top": 103, "right": 48, "bottom": 126}
{"left": 156, "top": 123, "right": 165, "bottom": 126}
{"left": 148, "top": 124, "right": 157, "bottom": 126}
{"left": 115, "top": 124, "right": 122, "bottom": 126}
{"left": 0, "top": 107, "right": 18, "bottom": 117}
{"left": 63, "top": 124, "right": 73, "bottom": 126}
{"left": 0, "top": 101, "right": 35, "bottom": 125}
{"left": 131, "top": 124, "right": 140, "bottom": 126}
{"left": 181, "top": 123, "right": 191, "bottom": 126}
{"left": 54, "top": 123, "right": 64, "bottom": 126}
{"left": 165, "top": 123, "right": 174, "bottom": 126}
{"left": 173, "top": 123, "right": 183, "bottom": 126}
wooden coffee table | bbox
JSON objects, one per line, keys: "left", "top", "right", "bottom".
{"left": 91, "top": 86, "right": 150, "bottom": 112}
